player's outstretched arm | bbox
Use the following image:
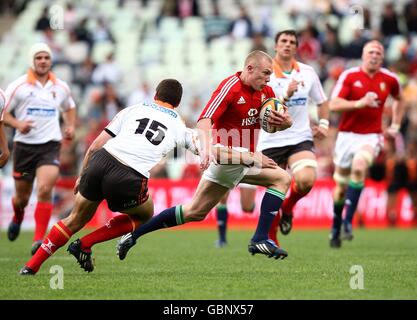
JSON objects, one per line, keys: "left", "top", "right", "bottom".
{"left": 386, "top": 94, "right": 405, "bottom": 138}
{"left": 0, "top": 122, "right": 9, "bottom": 168}
{"left": 196, "top": 118, "right": 213, "bottom": 170}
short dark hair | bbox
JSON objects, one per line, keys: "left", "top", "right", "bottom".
{"left": 155, "top": 79, "right": 183, "bottom": 107}
{"left": 274, "top": 30, "right": 298, "bottom": 47}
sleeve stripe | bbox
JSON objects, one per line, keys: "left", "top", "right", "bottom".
{"left": 331, "top": 70, "right": 350, "bottom": 99}
{"left": 104, "top": 128, "right": 116, "bottom": 137}
{"left": 202, "top": 76, "right": 238, "bottom": 119}
{"left": 331, "top": 67, "right": 359, "bottom": 99}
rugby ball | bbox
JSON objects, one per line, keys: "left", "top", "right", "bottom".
{"left": 259, "top": 98, "right": 286, "bottom": 133}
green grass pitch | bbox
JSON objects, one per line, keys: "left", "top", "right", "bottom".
{"left": 1, "top": 228, "right": 416, "bottom": 300}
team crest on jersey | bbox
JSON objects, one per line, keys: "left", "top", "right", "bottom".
{"left": 380, "top": 82, "right": 386, "bottom": 91}
{"left": 261, "top": 94, "right": 266, "bottom": 101}
{"left": 51, "top": 91, "right": 56, "bottom": 99}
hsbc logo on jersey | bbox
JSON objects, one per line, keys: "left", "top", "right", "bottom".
{"left": 242, "top": 108, "right": 259, "bottom": 126}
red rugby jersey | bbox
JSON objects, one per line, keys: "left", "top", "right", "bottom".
{"left": 199, "top": 72, "right": 275, "bottom": 152}
{"left": 331, "top": 67, "right": 401, "bottom": 134}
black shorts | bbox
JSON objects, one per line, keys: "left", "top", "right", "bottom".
{"left": 78, "top": 148, "right": 149, "bottom": 212}
{"left": 262, "top": 141, "right": 315, "bottom": 167}
{"left": 13, "top": 141, "right": 61, "bottom": 182}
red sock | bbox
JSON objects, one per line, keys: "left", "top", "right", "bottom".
{"left": 33, "top": 202, "right": 53, "bottom": 242}
{"left": 11, "top": 197, "right": 25, "bottom": 225}
{"left": 80, "top": 214, "right": 141, "bottom": 251}
{"left": 281, "top": 182, "right": 308, "bottom": 216}
{"left": 268, "top": 212, "right": 280, "bottom": 247}
{"left": 26, "top": 221, "right": 73, "bottom": 273}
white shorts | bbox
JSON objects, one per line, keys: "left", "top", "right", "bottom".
{"left": 334, "top": 132, "right": 383, "bottom": 169}
{"left": 202, "top": 163, "right": 250, "bottom": 189}
{"left": 238, "top": 182, "right": 257, "bottom": 190}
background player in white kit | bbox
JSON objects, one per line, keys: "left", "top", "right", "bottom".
{"left": 3, "top": 43, "right": 76, "bottom": 255}
{"left": 242, "top": 30, "right": 330, "bottom": 246}
{"left": 0, "top": 87, "right": 9, "bottom": 168}
{"left": 19, "top": 79, "right": 200, "bottom": 275}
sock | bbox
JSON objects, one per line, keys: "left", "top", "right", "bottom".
{"left": 216, "top": 204, "right": 228, "bottom": 243}
{"left": 281, "top": 181, "right": 308, "bottom": 216}
{"left": 132, "top": 205, "right": 185, "bottom": 241}
{"left": 331, "top": 199, "right": 345, "bottom": 239}
{"left": 252, "top": 188, "right": 285, "bottom": 242}
{"left": 25, "top": 221, "right": 73, "bottom": 273}
{"left": 33, "top": 202, "right": 53, "bottom": 242}
{"left": 80, "top": 214, "right": 141, "bottom": 251}
{"left": 343, "top": 180, "right": 364, "bottom": 230}
{"left": 267, "top": 211, "right": 281, "bottom": 246}
{"left": 11, "top": 197, "right": 25, "bottom": 225}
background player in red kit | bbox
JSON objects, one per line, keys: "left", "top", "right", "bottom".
{"left": 117, "top": 50, "right": 294, "bottom": 260}
{"left": 329, "top": 40, "right": 405, "bottom": 247}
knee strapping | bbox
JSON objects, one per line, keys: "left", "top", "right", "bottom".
{"left": 354, "top": 150, "right": 374, "bottom": 166}
{"left": 333, "top": 172, "right": 349, "bottom": 186}
{"left": 290, "top": 159, "right": 317, "bottom": 174}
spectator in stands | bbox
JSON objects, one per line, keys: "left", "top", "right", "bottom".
{"left": 203, "top": 3, "right": 230, "bottom": 43}
{"left": 0, "top": 0, "right": 14, "bottom": 14}
{"left": 297, "top": 26, "right": 321, "bottom": 63}
{"left": 404, "top": 0, "right": 417, "bottom": 34}
{"left": 176, "top": 0, "right": 200, "bottom": 19}
{"left": 321, "top": 24, "right": 342, "bottom": 58}
{"left": 92, "top": 17, "right": 115, "bottom": 44}
{"left": 92, "top": 82, "right": 124, "bottom": 123}
{"left": 40, "top": 27, "right": 66, "bottom": 65}
{"left": 74, "top": 17, "right": 94, "bottom": 52}
{"left": 343, "top": 30, "right": 368, "bottom": 59}
{"left": 156, "top": 0, "right": 177, "bottom": 27}
{"left": 35, "top": 6, "right": 50, "bottom": 32}
{"left": 250, "top": 32, "right": 268, "bottom": 53}
{"left": 229, "top": 5, "right": 253, "bottom": 40}
{"left": 92, "top": 52, "right": 122, "bottom": 86}
{"left": 181, "top": 95, "right": 202, "bottom": 128}
{"left": 74, "top": 56, "right": 96, "bottom": 97}
{"left": 127, "top": 82, "right": 154, "bottom": 106}
{"left": 381, "top": 3, "right": 401, "bottom": 37}
{"left": 64, "top": 3, "right": 78, "bottom": 31}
